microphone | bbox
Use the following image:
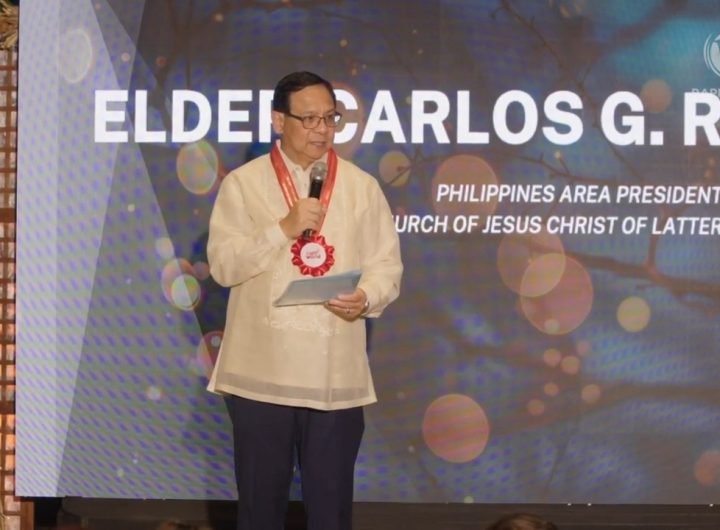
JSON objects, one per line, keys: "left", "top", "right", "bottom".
{"left": 303, "top": 161, "right": 328, "bottom": 239}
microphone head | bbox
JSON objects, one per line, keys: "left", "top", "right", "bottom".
{"left": 310, "top": 161, "right": 328, "bottom": 182}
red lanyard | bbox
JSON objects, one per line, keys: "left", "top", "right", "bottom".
{"left": 270, "top": 144, "right": 338, "bottom": 233}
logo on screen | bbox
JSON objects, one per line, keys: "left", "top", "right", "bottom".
{"left": 704, "top": 33, "right": 720, "bottom": 77}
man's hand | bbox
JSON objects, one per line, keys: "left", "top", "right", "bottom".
{"left": 279, "top": 198, "right": 326, "bottom": 239}
{"left": 325, "top": 288, "right": 368, "bottom": 321}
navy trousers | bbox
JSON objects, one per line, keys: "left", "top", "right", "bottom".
{"left": 226, "top": 395, "right": 365, "bottom": 530}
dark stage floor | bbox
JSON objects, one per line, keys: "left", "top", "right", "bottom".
{"left": 31, "top": 498, "right": 720, "bottom": 530}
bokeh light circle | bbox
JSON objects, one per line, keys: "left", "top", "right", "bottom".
{"left": 193, "top": 331, "right": 223, "bottom": 377}
{"left": 544, "top": 382, "right": 560, "bottom": 397}
{"left": 431, "top": 155, "right": 499, "bottom": 223}
{"left": 520, "top": 257, "right": 594, "bottom": 335}
{"left": 640, "top": 79, "right": 673, "bottom": 114}
{"left": 557, "top": 0, "right": 586, "bottom": 18}
{"left": 560, "top": 355, "right": 581, "bottom": 375}
{"left": 145, "top": 385, "right": 163, "bottom": 401}
{"left": 193, "top": 261, "right": 210, "bottom": 280}
{"left": 497, "top": 231, "right": 565, "bottom": 294}
{"left": 58, "top": 28, "right": 95, "bottom": 83}
{"left": 161, "top": 258, "right": 194, "bottom": 305}
{"left": 519, "top": 252, "right": 567, "bottom": 298}
{"left": 581, "top": 384, "right": 601, "bottom": 404}
{"left": 378, "top": 150, "right": 411, "bottom": 187}
{"left": 543, "top": 348, "right": 562, "bottom": 367}
{"left": 422, "top": 394, "right": 490, "bottom": 463}
{"left": 544, "top": 319, "right": 561, "bottom": 334}
{"left": 694, "top": 450, "right": 720, "bottom": 486}
{"left": 617, "top": 296, "right": 651, "bottom": 332}
{"left": 527, "top": 399, "right": 546, "bottom": 416}
{"left": 155, "top": 238, "right": 175, "bottom": 260}
{"left": 170, "top": 274, "right": 202, "bottom": 311}
{"left": 576, "top": 340, "right": 592, "bottom": 356}
{"left": 176, "top": 140, "right": 220, "bottom": 195}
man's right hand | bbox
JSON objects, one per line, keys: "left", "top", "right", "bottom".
{"left": 279, "top": 198, "right": 325, "bottom": 239}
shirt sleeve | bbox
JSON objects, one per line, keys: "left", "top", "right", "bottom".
{"left": 207, "top": 172, "right": 289, "bottom": 287}
{"left": 357, "top": 179, "right": 403, "bottom": 317}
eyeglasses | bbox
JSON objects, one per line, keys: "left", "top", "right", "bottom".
{"left": 284, "top": 111, "right": 343, "bottom": 129}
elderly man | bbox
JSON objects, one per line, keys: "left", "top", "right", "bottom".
{"left": 207, "top": 71, "right": 403, "bottom": 530}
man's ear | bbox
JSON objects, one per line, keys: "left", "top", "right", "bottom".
{"left": 271, "top": 111, "right": 285, "bottom": 135}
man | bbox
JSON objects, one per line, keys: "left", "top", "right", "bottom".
{"left": 206, "top": 71, "right": 403, "bottom": 530}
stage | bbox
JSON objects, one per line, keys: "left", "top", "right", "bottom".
{"left": 32, "top": 498, "right": 720, "bottom": 530}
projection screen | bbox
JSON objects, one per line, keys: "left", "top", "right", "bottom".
{"left": 16, "top": 0, "right": 720, "bottom": 503}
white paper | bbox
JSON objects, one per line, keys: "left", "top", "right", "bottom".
{"left": 273, "top": 270, "right": 362, "bottom": 307}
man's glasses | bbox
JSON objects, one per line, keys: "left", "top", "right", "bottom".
{"left": 284, "top": 111, "right": 343, "bottom": 129}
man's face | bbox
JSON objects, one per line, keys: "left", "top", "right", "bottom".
{"left": 272, "top": 84, "right": 336, "bottom": 169}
